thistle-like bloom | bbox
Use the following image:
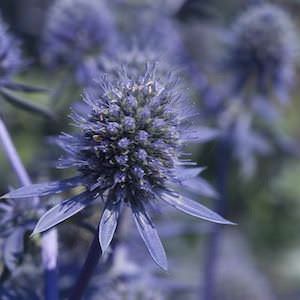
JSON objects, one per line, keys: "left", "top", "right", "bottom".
{"left": 2, "top": 64, "right": 232, "bottom": 269}
{"left": 226, "top": 4, "right": 297, "bottom": 103}
{"left": 41, "top": 0, "right": 116, "bottom": 80}
{"left": 0, "top": 16, "right": 51, "bottom": 118}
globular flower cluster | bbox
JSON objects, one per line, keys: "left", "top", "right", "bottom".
{"left": 226, "top": 4, "right": 297, "bottom": 103}
{"left": 3, "top": 63, "right": 231, "bottom": 269}
{"left": 0, "top": 17, "right": 22, "bottom": 81}
{"left": 42, "top": 0, "right": 116, "bottom": 74}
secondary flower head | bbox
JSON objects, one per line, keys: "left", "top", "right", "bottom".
{"left": 79, "top": 42, "right": 172, "bottom": 86}
{"left": 2, "top": 63, "right": 232, "bottom": 269}
{"left": 41, "top": 0, "right": 115, "bottom": 72}
{"left": 226, "top": 4, "right": 298, "bottom": 103}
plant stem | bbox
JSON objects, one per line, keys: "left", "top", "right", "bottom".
{"left": 0, "top": 117, "right": 59, "bottom": 300}
{"left": 202, "top": 139, "right": 231, "bottom": 300}
{"left": 68, "top": 233, "right": 102, "bottom": 300}
{"left": 42, "top": 229, "right": 59, "bottom": 300}
{"left": 68, "top": 207, "right": 131, "bottom": 300}
{"left": 0, "top": 118, "right": 31, "bottom": 189}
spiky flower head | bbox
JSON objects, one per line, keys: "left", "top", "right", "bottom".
{"left": 41, "top": 0, "right": 115, "bottom": 73}
{"left": 0, "top": 17, "right": 22, "bottom": 82}
{"left": 226, "top": 4, "right": 298, "bottom": 103}
{"left": 2, "top": 63, "right": 231, "bottom": 269}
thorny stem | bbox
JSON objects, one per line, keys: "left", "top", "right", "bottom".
{"left": 0, "top": 117, "right": 59, "bottom": 300}
{"left": 202, "top": 139, "right": 231, "bottom": 300}
{"left": 68, "top": 207, "right": 131, "bottom": 300}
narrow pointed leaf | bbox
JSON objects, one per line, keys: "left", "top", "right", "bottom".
{"left": 1, "top": 176, "right": 83, "bottom": 199}
{"left": 176, "top": 167, "right": 206, "bottom": 181}
{"left": 0, "top": 88, "right": 54, "bottom": 119}
{"left": 181, "top": 127, "right": 220, "bottom": 143}
{"left": 99, "top": 200, "right": 121, "bottom": 252}
{"left": 161, "top": 192, "right": 234, "bottom": 225}
{"left": 32, "top": 191, "right": 94, "bottom": 234}
{"left": 182, "top": 177, "right": 219, "bottom": 198}
{"left": 132, "top": 205, "right": 168, "bottom": 270}
{"left": 2, "top": 81, "right": 49, "bottom": 93}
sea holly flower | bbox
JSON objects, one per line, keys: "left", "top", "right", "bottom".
{"left": 0, "top": 17, "right": 51, "bottom": 118}
{"left": 225, "top": 4, "right": 297, "bottom": 105}
{"left": 2, "top": 63, "right": 232, "bottom": 270}
{"left": 41, "top": 0, "right": 116, "bottom": 84}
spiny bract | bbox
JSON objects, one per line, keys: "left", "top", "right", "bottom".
{"left": 2, "top": 63, "right": 232, "bottom": 270}
{"left": 227, "top": 4, "right": 298, "bottom": 102}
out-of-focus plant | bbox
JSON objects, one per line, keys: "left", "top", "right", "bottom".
{"left": 41, "top": 0, "right": 117, "bottom": 86}
{"left": 0, "top": 16, "right": 52, "bottom": 119}
{"left": 0, "top": 14, "right": 58, "bottom": 300}
{"left": 201, "top": 3, "right": 298, "bottom": 300}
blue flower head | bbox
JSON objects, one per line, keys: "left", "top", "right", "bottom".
{"left": 41, "top": 0, "right": 116, "bottom": 75}
{"left": 226, "top": 4, "right": 298, "bottom": 103}
{"left": 2, "top": 63, "right": 232, "bottom": 269}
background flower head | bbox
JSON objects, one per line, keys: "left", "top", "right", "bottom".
{"left": 225, "top": 4, "right": 298, "bottom": 104}
{"left": 41, "top": 0, "right": 116, "bottom": 79}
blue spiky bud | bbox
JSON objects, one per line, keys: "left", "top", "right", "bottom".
{"left": 41, "top": 0, "right": 116, "bottom": 73}
{"left": 227, "top": 4, "right": 298, "bottom": 103}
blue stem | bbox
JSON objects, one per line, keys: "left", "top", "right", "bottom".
{"left": 68, "top": 233, "right": 102, "bottom": 300}
{"left": 68, "top": 208, "right": 131, "bottom": 299}
{"left": 44, "top": 269, "right": 59, "bottom": 300}
{"left": 202, "top": 139, "right": 231, "bottom": 300}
